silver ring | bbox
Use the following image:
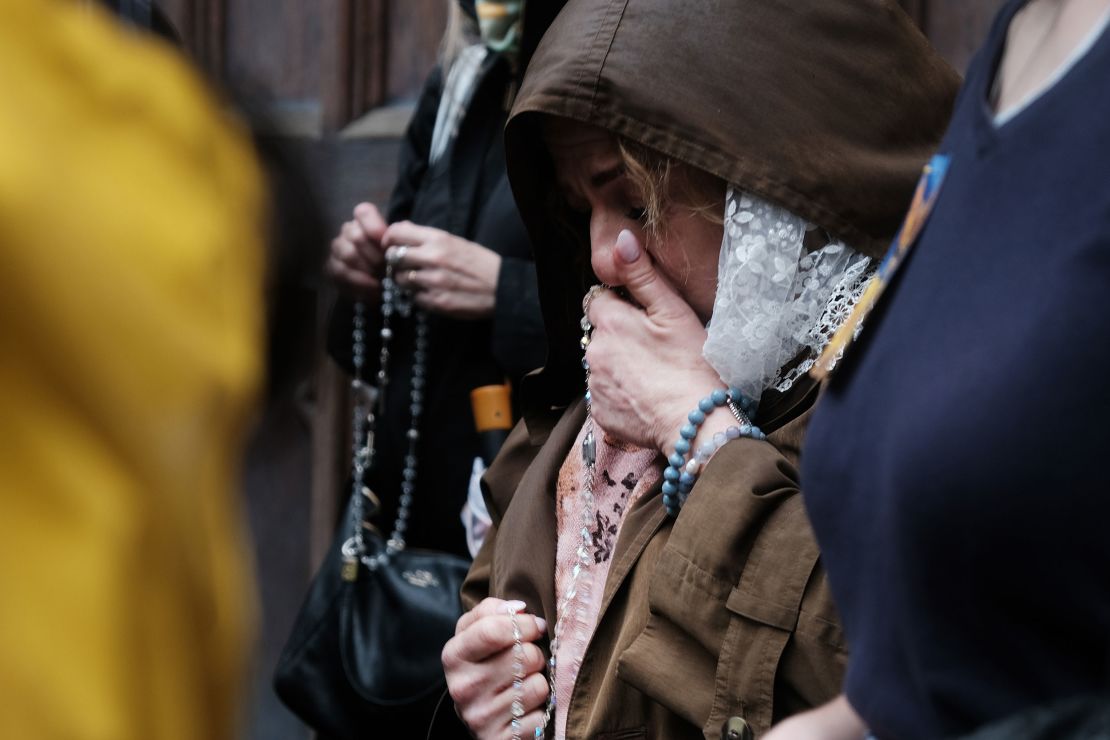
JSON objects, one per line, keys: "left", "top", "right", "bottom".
{"left": 386, "top": 244, "right": 408, "bottom": 267}
{"left": 407, "top": 269, "right": 418, "bottom": 287}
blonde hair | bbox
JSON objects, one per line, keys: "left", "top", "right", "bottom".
{"left": 617, "top": 138, "right": 724, "bottom": 238}
{"left": 439, "top": 1, "right": 481, "bottom": 72}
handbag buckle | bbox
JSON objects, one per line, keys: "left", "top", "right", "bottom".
{"left": 341, "top": 537, "right": 361, "bottom": 582}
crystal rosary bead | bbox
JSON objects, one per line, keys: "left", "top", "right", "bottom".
{"left": 341, "top": 254, "right": 429, "bottom": 577}
{"left": 521, "top": 287, "right": 605, "bottom": 740}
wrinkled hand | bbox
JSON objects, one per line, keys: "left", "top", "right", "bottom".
{"left": 325, "top": 202, "right": 388, "bottom": 300}
{"left": 442, "top": 598, "right": 550, "bottom": 740}
{"left": 585, "top": 230, "right": 725, "bottom": 454}
{"left": 382, "top": 222, "right": 502, "bottom": 320}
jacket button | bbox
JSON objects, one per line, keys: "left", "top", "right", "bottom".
{"left": 721, "top": 716, "right": 753, "bottom": 740}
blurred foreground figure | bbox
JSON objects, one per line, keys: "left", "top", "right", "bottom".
{"left": 0, "top": 2, "right": 266, "bottom": 739}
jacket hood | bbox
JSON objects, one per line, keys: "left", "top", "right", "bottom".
{"left": 506, "top": 0, "right": 960, "bottom": 413}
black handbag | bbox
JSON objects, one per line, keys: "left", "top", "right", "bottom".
{"left": 273, "top": 495, "right": 469, "bottom": 737}
{"left": 274, "top": 293, "right": 471, "bottom": 738}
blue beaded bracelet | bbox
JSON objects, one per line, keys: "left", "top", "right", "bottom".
{"left": 662, "top": 389, "right": 766, "bottom": 517}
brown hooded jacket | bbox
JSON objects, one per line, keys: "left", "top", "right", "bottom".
{"left": 461, "top": 1, "right": 959, "bottom": 738}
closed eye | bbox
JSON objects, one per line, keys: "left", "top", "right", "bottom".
{"left": 590, "top": 165, "right": 625, "bottom": 188}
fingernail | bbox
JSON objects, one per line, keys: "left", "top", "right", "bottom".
{"left": 506, "top": 600, "right": 526, "bottom": 614}
{"left": 616, "top": 229, "right": 641, "bottom": 263}
{"left": 534, "top": 616, "right": 548, "bottom": 632}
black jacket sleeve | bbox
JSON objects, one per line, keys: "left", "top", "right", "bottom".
{"left": 385, "top": 65, "right": 445, "bottom": 224}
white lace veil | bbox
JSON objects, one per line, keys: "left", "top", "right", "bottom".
{"left": 703, "top": 187, "right": 873, "bottom": 403}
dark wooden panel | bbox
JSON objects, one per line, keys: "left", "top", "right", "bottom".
{"left": 319, "top": 0, "right": 352, "bottom": 131}
{"left": 153, "top": 0, "right": 225, "bottom": 75}
{"left": 322, "top": 0, "right": 445, "bottom": 130}
{"left": 159, "top": 0, "right": 444, "bottom": 131}
{"left": 385, "top": 0, "right": 447, "bottom": 103}
{"left": 349, "top": 0, "right": 389, "bottom": 122}
{"left": 224, "top": 0, "right": 321, "bottom": 98}
{"left": 320, "top": 0, "right": 387, "bottom": 132}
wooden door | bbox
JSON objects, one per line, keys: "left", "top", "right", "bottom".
{"left": 157, "top": 0, "right": 446, "bottom": 134}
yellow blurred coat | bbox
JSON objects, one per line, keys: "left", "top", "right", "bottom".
{"left": 0, "top": 2, "right": 265, "bottom": 738}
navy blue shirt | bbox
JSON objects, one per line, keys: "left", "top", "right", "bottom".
{"left": 801, "top": 3, "right": 1110, "bottom": 738}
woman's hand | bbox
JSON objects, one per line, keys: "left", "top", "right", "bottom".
{"left": 763, "top": 695, "right": 868, "bottom": 740}
{"left": 585, "top": 230, "right": 728, "bottom": 454}
{"left": 442, "top": 598, "right": 550, "bottom": 740}
{"left": 325, "top": 202, "right": 388, "bottom": 301}
{"left": 382, "top": 221, "right": 503, "bottom": 320}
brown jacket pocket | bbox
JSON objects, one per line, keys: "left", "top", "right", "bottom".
{"left": 705, "top": 582, "right": 805, "bottom": 736}
{"left": 706, "top": 557, "right": 847, "bottom": 737}
{"left": 619, "top": 609, "right": 717, "bottom": 728}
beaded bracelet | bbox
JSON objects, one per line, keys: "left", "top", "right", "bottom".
{"left": 661, "top": 388, "right": 766, "bottom": 517}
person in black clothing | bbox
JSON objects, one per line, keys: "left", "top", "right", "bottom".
{"left": 326, "top": 0, "right": 562, "bottom": 560}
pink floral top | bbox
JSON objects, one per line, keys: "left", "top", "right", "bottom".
{"left": 552, "top": 421, "right": 662, "bottom": 739}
